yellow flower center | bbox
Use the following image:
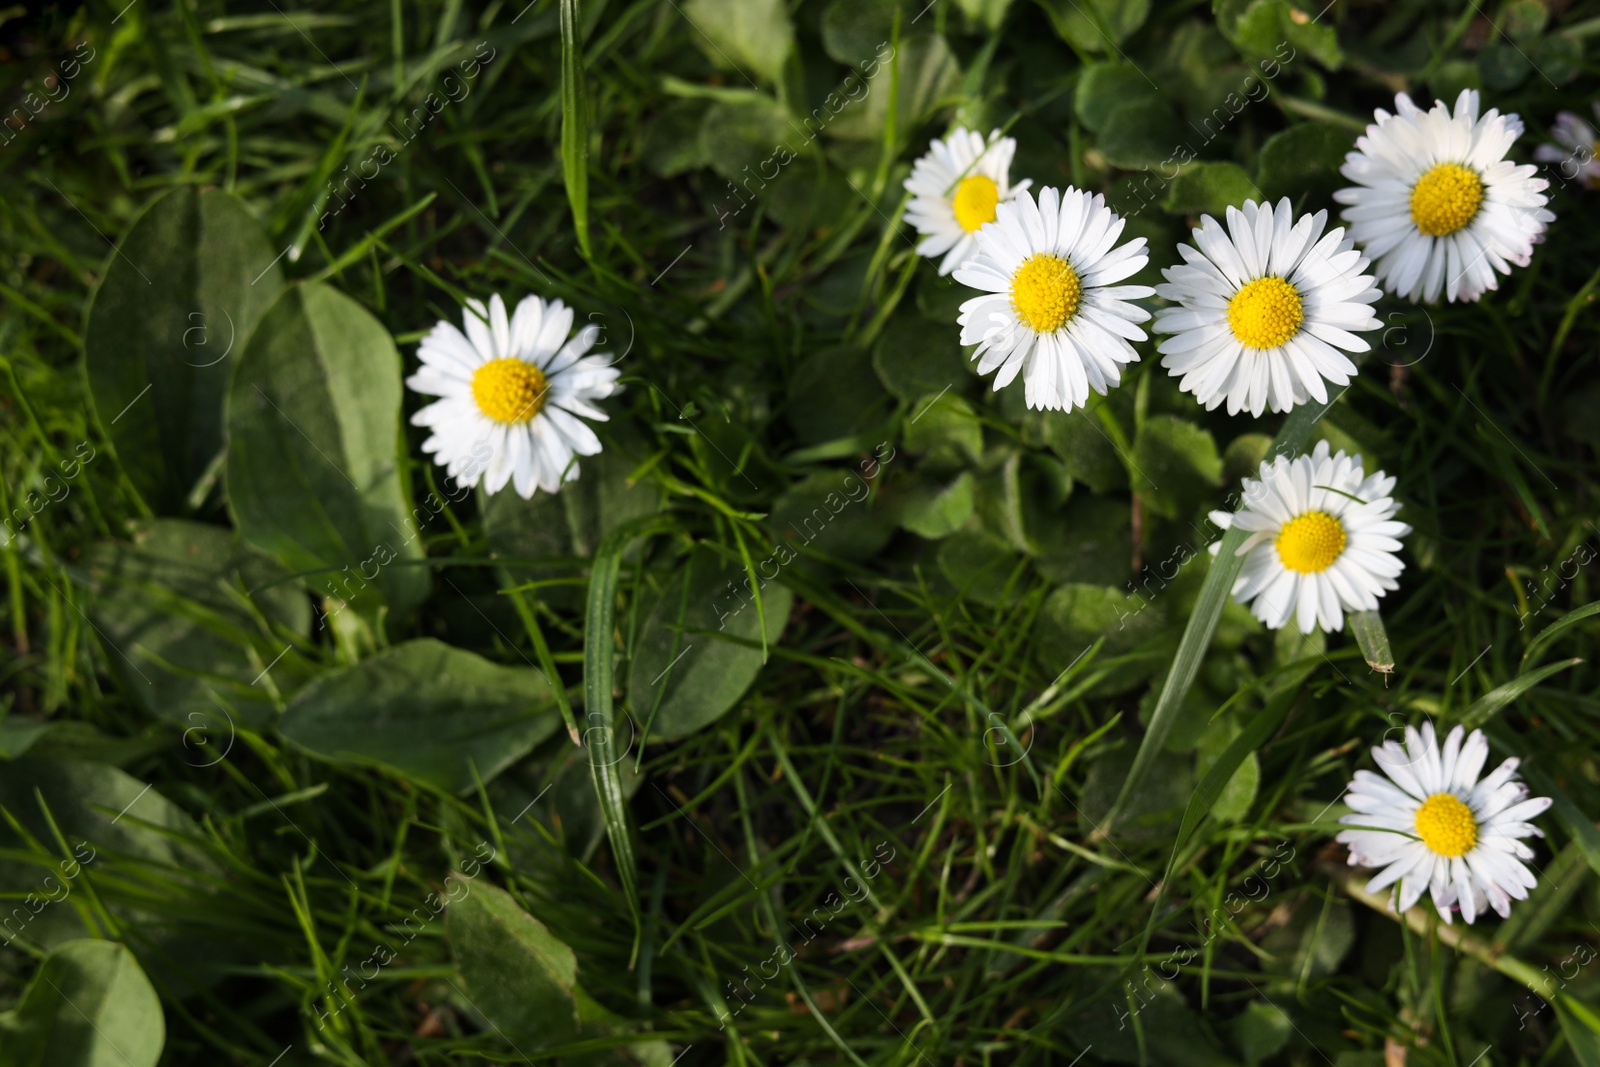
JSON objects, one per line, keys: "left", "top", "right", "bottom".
{"left": 952, "top": 174, "right": 1000, "bottom": 233}
{"left": 471, "top": 357, "right": 547, "bottom": 424}
{"left": 1010, "top": 253, "right": 1082, "bottom": 334}
{"left": 1408, "top": 163, "right": 1484, "bottom": 237}
{"left": 1414, "top": 793, "right": 1478, "bottom": 857}
{"left": 1275, "top": 510, "right": 1346, "bottom": 574}
{"left": 1226, "top": 276, "right": 1304, "bottom": 350}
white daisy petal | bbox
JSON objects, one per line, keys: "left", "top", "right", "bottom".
{"left": 1155, "top": 197, "right": 1380, "bottom": 418}
{"left": 406, "top": 292, "right": 614, "bottom": 500}
{"left": 1338, "top": 721, "right": 1551, "bottom": 924}
{"left": 1209, "top": 444, "right": 1407, "bottom": 633}
{"left": 903, "top": 127, "right": 1030, "bottom": 277}
{"left": 954, "top": 186, "right": 1148, "bottom": 413}
{"left": 1337, "top": 91, "right": 1552, "bottom": 304}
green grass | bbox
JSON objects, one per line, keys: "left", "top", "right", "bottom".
{"left": 3, "top": 0, "right": 1600, "bottom": 1064}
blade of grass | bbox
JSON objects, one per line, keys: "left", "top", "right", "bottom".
{"left": 1126, "top": 662, "right": 1310, "bottom": 968}
{"left": 730, "top": 767, "right": 871, "bottom": 1067}
{"left": 505, "top": 585, "right": 581, "bottom": 745}
{"left": 1521, "top": 599, "right": 1600, "bottom": 669}
{"left": 559, "top": 0, "right": 592, "bottom": 259}
{"left": 1107, "top": 377, "right": 1353, "bottom": 828}
{"left": 1341, "top": 865, "right": 1600, "bottom": 1038}
{"left": 1457, "top": 657, "right": 1581, "bottom": 728}
{"left": 583, "top": 514, "right": 674, "bottom": 963}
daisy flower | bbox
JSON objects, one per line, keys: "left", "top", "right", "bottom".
{"left": 904, "top": 127, "right": 1032, "bottom": 276}
{"left": 1533, "top": 104, "right": 1600, "bottom": 189}
{"left": 1153, "top": 198, "right": 1382, "bottom": 418}
{"left": 1337, "top": 722, "right": 1551, "bottom": 924}
{"left": 1334, "top": 89, "right": 1553, "bottom": 304}
{"left": 1208, "top": 440, "right": 1410, "bottom": 634}
{"left": 953, "top": 186, "right": 1154, "bottom": 412}
{"left": 407, "top": 293, "right": 619, "bottom": 499}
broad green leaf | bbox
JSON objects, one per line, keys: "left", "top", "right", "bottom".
{"left": 1196, "top": 720, "right": 1261, "bottom": 825}
{"left": 87, "top": 518, "right": 310, "bottom": 728}
{"left": 0, "top": 722, "right": 166, "bottom": 769}
{"left": 820, "top": 0, "right": 915, "bottom": 66}
{"left": 1027, "top": 408, "right": 1127, "bottom": 493}
{"left": 1095, "top": 98, "right": 1182, "bottom": 169}
{"left": 1034, "top": 497, "right": 1129, "bottom": 584}
{"left": 1222, "top": 0, "right": 1341, "bottom": 69}
{"left": 0, "top": 718, "right": 56, "bottom": 760}
{"left": 903, "top": 393, "right": 982, "bottom": 462}
{"left": 483, "top": 482, "right": 579, "bottom": 608}
{"left": 955, "top": 0, "right": 1013, "bottom": 30}
{"left": 1060, "top": 984, "right": 1237, "bottom": 1066}
{"left": 786, "top": 345, "right": 890, "bottom": 446}
{"left": 1457, "top": 657, "right": 1581, "bottom": 728}
{"left": 0, "top": 759, "right": 212, "bottom": 878}
{"left": 917, "top": 270, "right": 973, "bottom": 324}
{"left": 1261, "top": 897, "right": 1354, "bottom": 979}
{"left": 279, "top": 639, "right": 562, "bottom": 794}
{"left": 1502, "top": 0, "right": 1548, "bottom": 39}
{"left": 1233, "top": 1000, "right": 1291, "bottom": 1067}
{"left": 1185, "top": 693, "right": 1294, "bottom": 844}
{"left": 225, "top": 282, "right": 426, "bottom": 615}
{"left": 0, "top": 760, "right": 215, "bottom": 951}
{"left": 1162, "top": 162, "right": 1259, "bottom": 217}
{"left": 767, "top": 165, "right": 857, "bottom": 231}
{"left": 1479, "top": 43, "right": 1530, "bottom": 91}
{"left": 899, "top": 471, "right": 975, "bottom": 540}
{"left": 1222, "top": 431, "right": 1273, "bottom": 484}
{"left": 938, "top": 529, "right": 1023, "bottom": 605}
{"left": 684, "top": 0, "right": 794, "bottom": 83}
{"left": 0, "top": 939, "right": 163, "bottom": 1067}
{"left": 1037, "top": 0, "right": 1151, "bottom": 54}
{"left": 628, "top": 547, "right": 793, "bottom": 741}
{"left": 85, "top": 187, "right": 284, "bottom": 513}
{"left": 1036, "top": 583, "right": 1172, "bottom": 696}
{"left": 830, "top": 35, "right": 961, "bottom": 143}
{"left": 1163, "top": 19, "right": 1242, "bottom": 111}
{"left": 700, "top": 97, "right": 807, "bottom": 185}
{"left": 642, "top": 100, "right": 712, "bottom": 177}
{"left": 1133, "top": 415, "right": 1223, "bottom": 519}
{"left": 1075, "top": 64, "right": 1161, "bottom": 133}
{"left": 766, "top": 470, "right": 896, "bottom": 568}
{"left": 872, "top": 314, "right": 968, "bottom": 402}
{"left": 448, "top": 882, "right": 593, "bottom": 1050}
{"left": 562, "top": 429, "right": 667, "bottom": 558}
{"left": 976, "top": 449, "right": 1070, "bottom": 554}
{"left": 1255, "top": 122, "right": 1352, "bottom": 206}
{"left": 1529, "top": 33, "right": 1583, "bottom": 86}
{"left": 1078, "top": 747, "right": 1192, "bottom": 844}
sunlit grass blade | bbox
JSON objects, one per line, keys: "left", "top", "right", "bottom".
{"left": 1458, "top": 657, "right": 1581, "bottom": 728}
{"left": 1127, "top": 661, "right": 1309, "bottom": 965}
{"left": 1108, "top": 378, "right": 1353, "bottom": 829}
{"left": 1521, "top": 599, "right": 1600, "bottom": 669}
{"left": 583, "top": 514, "right": 673, "bottom": 961}
{"left": 559, "top": 0, "right": 592, "bottom": 259}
